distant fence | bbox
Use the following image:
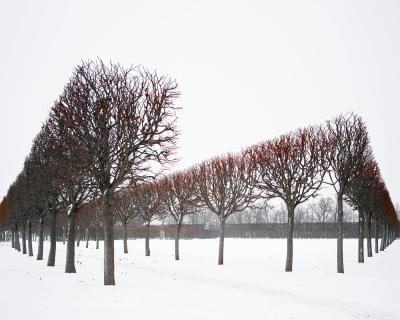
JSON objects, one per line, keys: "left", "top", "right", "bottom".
{"left": 113, "top": 222, "right": 362, "bottom": 240}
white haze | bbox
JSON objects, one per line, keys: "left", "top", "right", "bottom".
{"left": 0, "top": 0, "right": 399, "bottom": 203}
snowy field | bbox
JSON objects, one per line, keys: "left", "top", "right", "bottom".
{"left": 1, "top": 238, "right": 399, "bottom": 320}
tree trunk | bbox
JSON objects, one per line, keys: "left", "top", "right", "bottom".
{"left": 22, "top": 220, "right": 27, "bottom": 254}
{"left": 385, "top": 224, "right": 390, "bottom": 247}
{"left": 123, "top": 221, "right": 128, "bottom": 254}
{"left": 28, "top": 218, "right": 33, "bottom": 257}
{"left": 366, "top": 214, "right": 372, "bottom": 257}
{"left": 62, "top": 226, "right": 66, "bottom": 245}
{"left": 285, "top": 205, "right": 295, "bottom": 272}
{"left": 47, "top": 212, "right": 57, "bottom": 267}
{"left": 11, "top": 225, "right": 15, "bottom": 249}
{"left": 65, "top": 207, "right": 77, "bottom": 273}
{"left": 374, "top": 220, "right": 379, "bottom": 254}
{"left": 337, "top": 192, "right": 344, "bottom": 273}
{"left": 380, "top": 222, "right": 386, "bottom": 251}
{"left": 96, "top": 228, "right": 100, "bottom": 249}
{"left": 37, "top": 216, "right": 44, "bottom": 260}
{"left": 175, "top": 216, "right": 183, "bottom": 261}
{"left": 76, "top": 225, "right": 80, "bottom": 247}
{"left": 15, "top": 223, "right": 21, "bottom": 252}
{"left": 358, "top": 211, "right": 364, "bottom": 263}
{"left": 145, "top": 222, "right": 151, "bottom": 256}
{"left": 85, "top": 227, "right": 89, "bottom": 248}
{"left": 103, "top": 192, "right": 115, "bottom": 285}
{"left": 218, "top": 217, "right": 225, "bottom": 265}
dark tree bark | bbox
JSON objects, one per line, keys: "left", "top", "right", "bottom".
{"left": 22, "top": 220, "right": 27, "bottom": 254}
{"left": 28, "top": 218, "right": 33, "bottom": 256}
{"left": 385, "top": 223, "right": 389, "bottom": 247}
{"left": 380, "top": 222, "right": 386, "bottom": 251}
{"left": 175, "top": 216, "right": 183, "bottom": 261}
{"left": 11, "top": 226, "right": 15, "bottom": 249}
{"left": 358, "top": 211, "right": 364, "bottom": 263}
{"left": 62, "top": 226, "right": 66, "bottom": 245}
{"left": 76, "top": 225, "right": 80, "bottom": 247}
{"left": 366, "top": 214, "right": 372, "bottom": 257}
{"left": 145, "top": 222, "right": 150, "bottom": 257}
{"left": 103, "top": 194, "right": 115, "bottom": 285}
{"left": 96, "top": 228, "right": 100, "bottom": 249}
{"left": 337, "top": 192, "right": 344, "bottom": 273}
{"left": 218, "top": 217, "right": 225, "bottom": 265}
{"left": 85, "top": 227, "right": 89, "bottom": 249}
{"left": 65, "top": 207, "right": 77, "bottom": 273}
{"left": 375, "top": 221, "right": 379, "bottom": 254}
{"left": 285, "top": 205, "right": 295, "bottom": 272}
{"left": 37, "top": 216, "right": 44, "bottom": 260}
{"left": 47, "top": 211, "right": 57, "bottom": 266}
{"left": 15, "top": 223, "right": 21, "bottom": 252}
{"left": 123, "top": 221, "right": 128, "bottom": 254}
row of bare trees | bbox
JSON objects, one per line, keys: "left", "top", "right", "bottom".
{"left": 0, "top": 59, "right": 398, "bottom": 285}
{"left": 0, "top": 59, "right": 180, "bottom": 285}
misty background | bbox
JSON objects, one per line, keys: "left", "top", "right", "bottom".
{"left": 0, "top": 0, "right": 399, "bottom": 204}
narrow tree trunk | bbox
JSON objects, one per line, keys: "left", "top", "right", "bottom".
{"left": 123, "top": 221, "right": 128, "bottom": 254}
{"left": 337, "top": 192, "right": 344, "bottom": 273}
{"left": 85, "top": 227, "right": 89, "bottom": 248}
{"left": 76, "top": 225, "right": 80, "bottom": 247}
{"left": 47, "top": 212, "right": 57, "bottom": 267}
{"left": 175, "top": 216, "right": 183, "bottom": 261}
{"left": 22, "top": 220, "right": 27, "bottom": 254}
{"left": 145, "top": 222, "right": 150, "bottom": 256}
{"left": 366, "top": 214, "right": 372, "bottom": 257}
{"left": 96, "top": 228, "right": 100, "bottom": 249}
{"left": 285, "top": 205, "right": 295, "bottom": 272}
{"left": 65, "top": 207, "right": 77, "bottom": 273}
{"left": 385, "top": 224, "right": 390, "bottom": 247}
{"left": 358, "top": 211, "right": 364, "bottom": 263}
{"left": 15, "top": 223, "right": 21, "bottom": 252}
{"left": 62, "top": 226, "right": 66, "bottom": 245}
{"left": 374, "top": 220, "right": 379, "bottom": 254}
{"left": 28, "top": 218, "right": 33, "bottom": 257}
{"left": 37, "top": 216, "right": 44, "bottom": 260}
{"left": 218, "top": 216, "right": 225, "bottom": 265}
{"left": 103, "top": 192, "right": 115, "bottom": 285}
{"left": 380, "top": 222, "right": 386, "bottom": 251}
{"left": 11, "top": 225, "right": 15, "bottom": 249}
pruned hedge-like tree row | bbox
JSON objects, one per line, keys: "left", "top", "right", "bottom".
{"left": 0, "top": 59, "right": 398, "bottom": 286}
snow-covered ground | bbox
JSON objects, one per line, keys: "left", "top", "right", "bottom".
{"left": 1, "top": 238, "right": 399, "bottom": 320}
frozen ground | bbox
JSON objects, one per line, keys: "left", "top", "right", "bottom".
{"left": 0, "top": 238, "right": 399, "bottom": 320}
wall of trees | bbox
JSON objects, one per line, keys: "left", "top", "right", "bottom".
{"left": 0, "top": 59, "right": 399, "bottom": 285}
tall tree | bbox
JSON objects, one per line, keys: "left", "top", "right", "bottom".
{"left": 248, "top": 126, "right": 326, "bottom": 271}
{"left": 324, "top": 113, "right": 371, "bottom": 273}
{"left": 159, "top": 170, "right": 201, "bottom": 260}
{"left": 193, "top": 152, "right": 257, "bottom": 265}
{"left": 51, "top": 60, "right": 180, "bottom": 285}
{"left": 113, "top": 190, "right": 139, "bottom": 254}
{"left": 130, "top": 183, "right": 165, "bottom": 257}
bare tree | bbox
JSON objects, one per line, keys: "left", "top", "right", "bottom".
{"left": 129, "top": 183, "right": 165, "bottom": 256}
{"left": 312, "top": 197, "right": 335, "bottom": 223}
{"left": 159, "top": 170, "right": 201, "bottom": 260}
{"left": 51, "top": 59, "right": 180, "bottom": 285}
{"left": 248, "top": 126, "right": 326, "bottom": 271}
{"left": 324, "top": 113, "right": 371, "bottom": 273}
{"left": 113, "top": 190, "right": 139, "bottom": 254}
{"left": 193, "top": 152, "right": 258, "bottom": 265}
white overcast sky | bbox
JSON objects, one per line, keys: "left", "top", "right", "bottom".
{"left": 0, "top": 0, "right": 399, "bottom": 204}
